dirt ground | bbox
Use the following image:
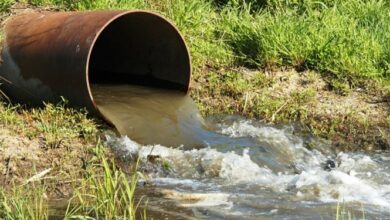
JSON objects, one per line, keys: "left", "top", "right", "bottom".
{"left": 269, "top": 69, "right": 389, "bottom": 151}
{"left": 192, "top": 68, "right": 390, "bottom": 151}
{"left": 0, "top": 127, "right": 96, "bottom": 198}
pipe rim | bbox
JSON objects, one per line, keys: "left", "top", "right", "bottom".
{"left": 85, "top": 10, "right": 192, "bottom": 123}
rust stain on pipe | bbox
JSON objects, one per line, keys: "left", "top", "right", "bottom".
{"left": 0, "top": 10, "right": 191, "bottom": 120}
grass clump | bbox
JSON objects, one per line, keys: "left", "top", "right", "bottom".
{"left": 0, "top": 0, "right": 13, "bottom": 13}
{"left": 195, "top": 69, "right": 316, "bottom": 122}
{"left": 220, "top": 0, "right": 388, "bottom": 83}
{"left": 26, "top": 101, "right": 98, "bottom": 147}
{"left": 0, "top": 144, "right": 143, "bottom": 220}
{"left": 67, "top": 145, "right": 143, "bottom": 219}
{"left": 0, "top": 104, "right": 22, "bottom": 127}
{"left": 0, "top": 184, "right": 48, "bottom": 220}
{"left": 0, "top": 100, "right": 98, "bottom": 148}
{"left": 0, "top": 101, "right": 143, "bottom": 219}
{"left": 155, "top": 0, "right": 234, "bottom": 69}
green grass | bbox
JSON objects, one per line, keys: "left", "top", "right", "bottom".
{"left": 8, "top": 0, "right": 387, "bottom": 84}
{"left": 0, "top": 144, "right": 143, "bottom": 220}
{"left": 0, "top": 183, "right": 48, "bottom": 220}
{"left": 2, "top": 0, "right": 389, "bottom": 93}
{"left": 26, "top": 100, "right": 98, "bottom": 147}
{"left": 0, "top": 104, "right": 22, "bottom": 127}
{"left": 1, "top": 0, "right": 389, "bottom": 89}
{"left": 220, "top": 1, "right": 390, "bottom": 82}
{"left": 0, "top": 0, "right": 13, "bottom": 13}
{"left": 67, "top": 146, "right": 143, "bottom": 219}
{"left": 0, "top": 100, "right": 98, "bottom": 148}
{"left": 0, "top": 101, "right": 143, "bottom": 219}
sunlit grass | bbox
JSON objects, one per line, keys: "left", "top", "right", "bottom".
{"left": 0, "top": 101, "right": 142, "bottom": 219}
{"left": 0, "top": 143, "right": 143, "bottom": 220}
{"left": 0, "top": 104, "right": 22, "bottom": 127}
{"left": 0, "top": 100, "right": 98, "bottom": 148}
{"left": 220, "top": 1, "right": 389, "bottom": 81}
{"left": 0, "top": 183, "right": 48, "bottom": 220}
{"left": 66, "top": 144, "right": 144, "bottom": 220}
{"left": 8, "top": 0, "right": 388, "bottom": 85}
{"left": 0, "top": 0, "right": 13, "bottom": 13}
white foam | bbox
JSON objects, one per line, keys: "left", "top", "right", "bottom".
{"left": 218, "top": 120, "right": 325, "bottom": 169}
{"left": 104, "top": 119, "right": 390, "bottom": 216}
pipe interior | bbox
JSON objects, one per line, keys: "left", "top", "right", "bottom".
{"left": 88, "top": 12, "right": 190, "bottom": 91}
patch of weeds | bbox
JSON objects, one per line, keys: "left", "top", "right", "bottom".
{"left": 307, "top": 111, "right": 387, "bottom": 151}
{"left": 66, "top": 143, "right": 144, "bottom": 220}
{"left": 72, "top": 0, "right": 148, "bottom": 11}
{"left": 250, "top": 87, "right": 316, "bottom": 122}
{"left": 213, "top": 0, "right": 267, "bottom": 12}
{"left": 219, "top": 0, "right": 389, "bottom": 85}
{"left": 0, "top": 182, "right": 48, "bottom": 220}
{"left": 0, "top": 143, "right": 143, "bottom": 219}
{"left": 19, "top": 0, "right": 148, "bottom": 11}
{"left": 0, "top": 100, "right": 98, "bottom": 149}
{"left": 0, "top": 0, "right": 13, "bottom": 13}
{"left": 251, "top": 92, "right": 286, "bottom": 119}
{"left": 155, "top": 0, "right": 234, "bottom": 70}
{"left": 328, "top": 79, "right": 351, "bottom": 96}
{"left": 218, "top": 71, "right": 253, "bottom": 97}
{"left": 285, "top": 88, "right": 316, "bottom": 121}
{"left": 0, "top": 103, "right": 22, "bottom": 127}
{"left": 22, "top": 100, "right": 98, "bottom": 148}
{"left": 204, "top": 70, "right": 272, "bottom": 97}
{"left": 194, "top": 69, "right": 318, "bottom": 122}
{"left": 193, "top": 69, "right": 277, "bottom": 116}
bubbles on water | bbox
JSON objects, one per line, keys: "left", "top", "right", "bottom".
{"left": 105, "top": 117, "right": 390, "bottom": 218}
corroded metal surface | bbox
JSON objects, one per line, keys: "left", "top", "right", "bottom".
{"left": 0, "top": 10, "right": 191, "bottom": 118}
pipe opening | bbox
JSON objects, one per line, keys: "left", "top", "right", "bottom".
{"left": 88, "top": 11, "right": 191, "bottom": 93}
{"left": 86, "top": 12, "right": 199, "bottom": 146}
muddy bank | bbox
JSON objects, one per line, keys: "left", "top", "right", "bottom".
{"left": 191, "top": 67, "right": 390, "bottom": 151}
{"left": 0, "top": 103, "right": 101, "bottom": 195}
{"left": 0, "top": 128, "right": 92, "bottom": 195}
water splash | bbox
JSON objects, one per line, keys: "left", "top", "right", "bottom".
{"left": 93, "top": 84, "right": 390, "bottom": 218}
{"left": 106, "top": 119, "right": 390, "bottom": 218}
{"left": 92, "top": 84, "right": 207, "bottom": 148}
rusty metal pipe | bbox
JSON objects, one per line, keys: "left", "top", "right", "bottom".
{"left": 0, "top": 10, "right": 191, "bottom": 120}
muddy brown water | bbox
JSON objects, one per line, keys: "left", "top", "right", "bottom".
{"left": 89, "top": 84, "right": 390, "bottom": 219}
{"left": 92, "top": 84, "right": 207, "bottom": 148}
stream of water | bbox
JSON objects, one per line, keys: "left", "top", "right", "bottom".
{"left": 92, "top": 84, "right": 390, "bottom": 219}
